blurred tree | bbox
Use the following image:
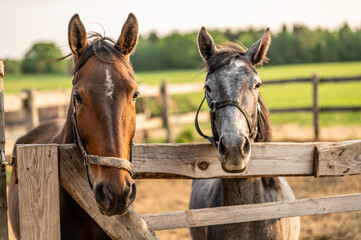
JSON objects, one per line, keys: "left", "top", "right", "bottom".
{"left": 21, "top": 42, "right": 67, "bottom": 74}
{"left": 4, "top": 59, "right": 21, "bottom": 74}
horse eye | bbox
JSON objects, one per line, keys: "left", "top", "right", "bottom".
{"left": 73, "top": 93, "right": 83, "bottom": 104}
{"left": 133, "top": 91, "right": 140, "bottom": 100}
{"left": 254, "top": 83, "right": 262, "bottom": 90}
{"left": 204, "top": 85, "right": 211, "bottom": 93}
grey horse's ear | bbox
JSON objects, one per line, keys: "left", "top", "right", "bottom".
{"left": 116, "top": 13, "right": 138, "bottom": 56}
{"left": 245, "top": 28, "right": 271, "bottom": 66}
{"left": 198, "top": 27, "right": 217, "bottom": 62}
{"left": 68, "top": 14, "right": 88, "bottom": 56}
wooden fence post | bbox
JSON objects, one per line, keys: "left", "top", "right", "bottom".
{"left": 161, "top": 80, "right": 173, "bottom": 143}
{"left": 312, "top": 74, "right": 320, "bottom": 140}
{"left": 0, "top": 59, "right": 9, "bottom": 240}
{"left": 17, "top": 144, "right": 60, "bottom": 240}
{"left": 23, "top": 89, "right": 39, "bottom": 130}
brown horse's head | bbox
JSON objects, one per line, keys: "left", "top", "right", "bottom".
{"left": 68, "top": 13, "right": 138, "bottom": 216}
{"left": 198, "top": 27, "right": 271, "bottom": 172}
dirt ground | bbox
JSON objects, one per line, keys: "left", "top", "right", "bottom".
{"left": 6, "top": 124, "right": 361, "bottom": 239}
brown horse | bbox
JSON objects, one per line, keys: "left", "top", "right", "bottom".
{"left": 190, "top": 27, "right": 300, "bottom": 239}
{"left": 8, "top": 13, "right": 139, "bottom": 239}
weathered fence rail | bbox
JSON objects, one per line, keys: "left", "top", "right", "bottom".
{"left": 8, "top": 140, "right": 361, "bottom": 239}
{"left": 142, "top": 193, "right": 361, "bottom": 230}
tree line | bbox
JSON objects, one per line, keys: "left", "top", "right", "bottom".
{"left": 4, "top": 23, "right": 361, "bottom": 74}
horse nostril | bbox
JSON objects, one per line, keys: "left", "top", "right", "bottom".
{"left": 95, "top": 182, "right": 112, "bottom": 211}
{"left": 240, "top": 137, "right": 251, "bottom": 157}
{"left": 127, "top": 182, "right": 137, "bottom": 206}
{"left": 218, "top": 137, "right": 227, "bottom": 156}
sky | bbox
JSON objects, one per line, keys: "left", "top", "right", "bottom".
{"left": 1, "top": 0, "right": 361, "bottom": 59}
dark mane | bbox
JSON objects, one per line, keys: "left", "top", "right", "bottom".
{"left": 58, "top": 32, "right": 130, "bottom": 75}
{"left": 205, "top": 42, "right": 248, "bottom": 74}
{"left": 256, "top": 94, "right": 272, "bottom": 143}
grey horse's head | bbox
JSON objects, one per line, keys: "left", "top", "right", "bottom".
{"left": 198, "top": 27, "right": 271, "bottom": 172}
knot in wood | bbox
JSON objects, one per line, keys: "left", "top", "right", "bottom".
{"left": 197, "top": 161, "right": 209, "bottom": 171}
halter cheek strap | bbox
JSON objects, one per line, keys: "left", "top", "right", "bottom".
{"left": 195, "top": 94, "right": 262, "bottom": 147}
{"left": 72, "top": 98, "right": 134, "bottom": 189}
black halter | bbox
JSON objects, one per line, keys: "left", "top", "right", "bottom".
{"left": 195, "top": 92, "right": 262, "bottom": 147}
{"left": 72, "top": 98, "right": 134, "bottom": 189}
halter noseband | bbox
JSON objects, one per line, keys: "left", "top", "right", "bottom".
{"left": 72, "top": 98, "right": 134, "bottom": 189}
{"left": 195, "top": 92, "right": 262, "bottom": 147}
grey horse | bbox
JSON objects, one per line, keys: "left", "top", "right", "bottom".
{"left": 190, "top": 27, "right": 300, "bottom": 240}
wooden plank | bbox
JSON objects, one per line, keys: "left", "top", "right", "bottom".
{"left": 315, "top": 140, "right": 361, "bottom": 177}
{"left": 132, "top": 142, "right": 316, "bottom": 178}
{"left": 161, "top": 80, "right": 173, "bottom": 142}
{"left": 138, "top": 84, "right": 160, "bottom": 98}
{"left": 312, "top": 74, "right": 320, "bottom": 140}
{"left": 0, "top": 59, "right": 9, "bottom": 240}
{"left": 168, "top": 82, "right": 204, "bottom": 95}
{"left": 32, "top": 90, "right": 70, "bottom": 109}
{"left": 262, "top": 77, "right": 311, "bottom": 84}
{"left": 269, "top": 107, "right": 312, "bottom": 113}
{"left": 4, "top": 93, "right": 26, "bottom": 112}
{"left": 321, "top": 75, "right": 361, "bottom": 83}
{"left": 23, "top": 89, "right": 39, "bottom": 130}
{"left": 59, "top": 146, "right": 159, "bottom": 240}
{"left": 320, "top": 106, "right": 361, "bottom": 112}
{"left": 17, "top": 144, "right": 60, "bottom": 240}
{"left": 58, "top": 141, "right": 361, "bottom": 179}
{"left": 142, "top": 193, "right": 361, "bottom": 230}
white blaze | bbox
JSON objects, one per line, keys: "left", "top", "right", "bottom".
{"left": 105, "top": 69, "right": 114, "bottom": 98}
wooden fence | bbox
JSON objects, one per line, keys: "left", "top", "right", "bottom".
{"left": 2, "top": 140, "right": 360, "bottom": 239}
{"left": 4, "top": 75, "right": 361, "bottom": 142}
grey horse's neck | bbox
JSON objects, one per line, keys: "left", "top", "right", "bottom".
{"left": 220, "top": 177, "right": 283, "bottom": 206}
{"left": 221, "top": 178, "right": 265, "bottom": 206}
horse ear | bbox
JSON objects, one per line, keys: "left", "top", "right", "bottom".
{"left": 116, "top": 13, "right": 138, "bottom": 56}
{"left": 245, "top": 28, "right": 271, "bottom": 66}
{"left": 68, "top": 14, "right": 88, "bottom": 56}
{"left": 198, "top": 27, "right": 216, "bottom": 62}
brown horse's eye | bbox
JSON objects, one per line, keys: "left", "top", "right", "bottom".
{"left": 133, "top": 91, "right": 140, "bottom": 100}
{"left": 73, "top": 92, "right": 83, "bottom": 104}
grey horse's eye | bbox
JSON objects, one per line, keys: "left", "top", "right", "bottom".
{"left": 204, "top": 85, "right": 211, "bottom": 93}
{"left": 254, "top": 83, "right": 262, "bottom": 90}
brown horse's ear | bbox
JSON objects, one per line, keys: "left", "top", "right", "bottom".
{"left": 116, "top": 13, "right": 138, "bottom": 56}
{"left": 198, "top": 27, "right": 216, "bottom": 62}
{"left": 68, "top": 14, "right": 88, "bottom": 56}
{"left": 245, "top": 28, "right": 271, "bottom": 66}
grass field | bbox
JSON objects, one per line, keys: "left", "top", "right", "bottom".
{"left": 4, "top": 61, "right": 361, "bottom": 126}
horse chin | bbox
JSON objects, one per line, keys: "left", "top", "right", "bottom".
{"left": 221, "top": 163, "right": 248, "bottom": 173}
{"left": 98, "top": 205, "right": 129, "bottom": 216}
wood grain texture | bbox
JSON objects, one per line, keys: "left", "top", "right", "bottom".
{"left": 58, "top": 141, "right": 361, "bottom": 179}
{"left": 0, "top": 59, "right": 9, "bottom": 240}
{"left": 17, "top": 144, "right": 60, "bottom": 240}
{"left": 133, "top": 142, "right": 316, "bottom": 178}
{"left": 315, "top": 140, "right": 361, "bottom": 177}
{"left": 142, "top": 193, "right": 361, "bottom": 230}
{"left": 59, "top": 146, "right": 159, "bottom": 240}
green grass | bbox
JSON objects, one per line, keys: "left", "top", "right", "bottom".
{"left": 3, "top": 61, "right": 361, "bottom": 126}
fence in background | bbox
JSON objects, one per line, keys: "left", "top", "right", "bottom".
{"left": 3, "top": 75, "right": 361, "bottom": 142}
